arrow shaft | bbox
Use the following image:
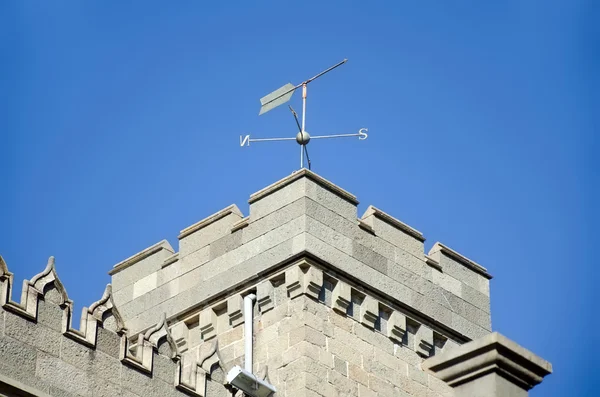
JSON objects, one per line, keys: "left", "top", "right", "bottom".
{"left": 261, "top": 59, "right": 348, "bottom": 108}
{"left": 249, "top": 137, "right": 296, "bottom": 142}
{"left": 310, "top": 133, "right": 361, "bottom": 139}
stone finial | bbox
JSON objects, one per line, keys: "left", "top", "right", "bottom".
{"left": 176, "top": 340, "right": 222, "bottom": 397}
{"left": 145, "top": 313, "right": 179, "bottom": 359}
{"left": 0, "top": 255, "right": 13, "bottom": 306}
{"left": 30, "top": 256, "right": 69, "bottom": 305}
{"left": 422, "top": 332, "right": 552, "bottom": 397}
{"left": 88, "top": 284, "right": 126, "bottom": 333}
{"left": 63, "top": 284, "right": 127, "bottom": 347}
{"left": 121, "top": 313, "right": 177, "bottom": 373}
{"left": 1, "top": 255, "right": 69, "bottom": 321}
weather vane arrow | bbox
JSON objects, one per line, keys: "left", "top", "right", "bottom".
{"left": 240, "top": 58, "right": 368, "bottom": 170}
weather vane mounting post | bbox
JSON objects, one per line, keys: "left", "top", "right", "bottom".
{"left": 240, "top": 58, "right": 368, "bottom": 170}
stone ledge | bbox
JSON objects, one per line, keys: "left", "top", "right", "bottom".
{"left": 109, "top": 240, "right": 174, "bottom": 276}
{"left": 248, "top": 169, "right": 359, "bottom": 205}
{"left": 422, "top": 332, "right": 552, "bottom": 391}
{"left": 178, "top": 204, "right": 243, "bottom": 239}
{"left": 361, "top": 206, "right": 425, "bottom": 242}
{"left": 429, "top": 243, "right": 492, "bottom": 280}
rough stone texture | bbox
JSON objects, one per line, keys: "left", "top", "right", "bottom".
{"left": 0, "top": 301, "right": 191, "bottom": 397}
{"left": 0, "top": 169, "right": 553, "bottom": 397}
{"left": 423, "top": 332, "right": 553, "bottom": 397}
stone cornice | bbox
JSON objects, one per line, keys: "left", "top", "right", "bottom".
{"left": 165, "top": 253, "right": 471, "bottom": 346}
{"left": 109, "top": 240, "right": 174, "bottom": 276}
{"left": 429, "top": 242, "right": 492, "bottom": 279}
{"left": 248, "top": 169, "right": 359, "bottom": 205}
{"left": 422, "top": 332, "right": 552, "bottom": 391}
{"left": 178, "top": 204, "right": 243, "bottom": 239}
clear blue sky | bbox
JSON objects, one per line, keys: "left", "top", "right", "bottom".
{"left": 1, "top": 2, "right": 596, "bottom": 395}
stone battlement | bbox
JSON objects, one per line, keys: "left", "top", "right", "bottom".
{"left": 0, "top": 255, "right": 225, "bottom": 397}
{"left": 0, "top": 170, "right": 553, "bottom": 397}
{"left": 109, "top": 169, "right": 492, "bottom": 341}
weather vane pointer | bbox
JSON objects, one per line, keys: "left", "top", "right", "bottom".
{"left": 240, "top": 59, "right": 368, "bottom": 170}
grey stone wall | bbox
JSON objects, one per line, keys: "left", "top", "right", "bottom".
{"left": 0, "top": 257, "right": 226, "bottom": 397}
{"left": 168, "top": 259, "right": 457, "bottom": 397}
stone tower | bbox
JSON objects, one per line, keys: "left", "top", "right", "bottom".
{"left": 0, "top": 169, "right": 552, "bottom": 397}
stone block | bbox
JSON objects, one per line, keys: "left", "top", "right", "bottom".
{"left": 393, "top": 248, "right": 432, "bottom": 281}
{"left": 89, "top": 378, "right": 123, "bottom": 397}
{"left": 289, "top": 325, "right": 326, "bottom": 347}
{"left": 60, "top": 336, "right": 121, "bottom": 381}
{"left": 414, "top": 324, "right": 434, "bottom": 358}
{"left": 371, "top": 346, "right": 409, "bottom": 374}
{"left": 431, "top": 269, "right": 462, "bottom": 298}
{"left": 331, "top": 279, "right": 351, "bottom": 315}
{"left": 451, "top": 313, "right": 489, "bottom": 340}
{"left": 257, "top": 280, "right": 274, "bottom": 313}
{"left": 348, "top": 362, "right": 369, "bottom": 386}
{"left": 36, "top": 352, "right": 91, "bottom": 397}
{"left": 157, "top": 261, "right": 180, "bottom": 286}
{"left": 428, "top": 244, "right": 491, "bottom": 296}
{"left": 217, "top": 324, "right": 243, "bottom": 348}
{"left": 360, "top": 296, "right": 379, "bottom": 329}
{"left": 112, "top": 283, "right": 133, "bottom": 305}
{"left": 0, "top": 335, "right": 39, "bottom": 386}
{"left": 305, "top": 215, "right": 353, "bottom": 256}
{"left": 328, "top": 368, "right": 358, "bottom": 396}
{"left": 179, "top": 245, "right": 210, "bottom": 275}
{"left": 461, "top": 283, "right": 491, "bottom": 313}
{"left": 304, "top": 178, "right": 358, "bottom": 221}
{"left": 227, "top": 295, "right": 244, "bottom": 328}
{"left": 361, "top": 207, "right": 425, "bottom": 258}
{"left": 249, "top": 175, "right": 309, "bottom": 220}
{"left": 352, "top": 241, "right": 388, "bottom": 276}
{"left": 132, "top": 272, "right": 157, "bottom": 300}
{"left": 242, "top": 197, "right": 307, "bottom": 244}
{"left": 388, "top": 311, "right": 407, "bottom": 344}
{"left": 179, "top": 209, "right": 242, "bottom": 257}
{"left": 37, "top": 298, "right": 64, "bottom": 332}
{"left": 153, "top": 354, "right": 175, "bottom": 384}
{"left": 368, "top": 374, "right": 396, "bottom": 397}
{"left": 358, "top": 383, "right": 377, "bottom": 397}
{"left": 327, "top": 339, "right": 362, "bottom": 368}
{"left": 354, "top": 323, "right": 394, "bottom": 355}
{"left": 199, "top": 310, "right": 216, "bottom": 341}
{"left": 209, "top": 232, "right": 243, "bottom": 261}
{"left": 333, "top": 355, "right": 348, "bottom": 376}
{"left": 394, "top": 344, "right": 422, "bottom": 367}
{"left": 111, "top": 243, "right": 172, "bottom": 292}
{"left": 96, "top": 326, "right": 121, "bottom": 358}
{"left": 4, "top": 312, "right": 61, "bottom": 357}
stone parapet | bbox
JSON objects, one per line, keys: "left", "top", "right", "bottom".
{"left": 0, "top": 256, "right": 225, "bottom": 397}
{"left": 109, "top": 170, "right": 493, "bottom": 340}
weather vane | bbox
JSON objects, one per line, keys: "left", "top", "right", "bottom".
{"left": 239, "top": 59, "right": 368, "bottom": 170}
